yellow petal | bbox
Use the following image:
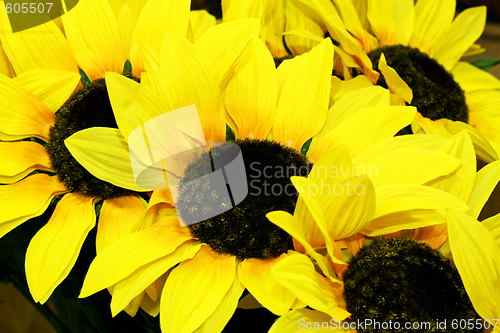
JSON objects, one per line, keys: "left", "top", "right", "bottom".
{"left": 96, "top": 195, "right": 147, "bottom": 254}
{"left": 0, "top": 74, "right": 54, "bottom": 141}
{"left": 363, "top": 209, "right": 448, "bottom": 236}
{"left": 447, "top": 209, "right": 500, "bottom": 321}
{"left": 196, "top": 264, "right": 245, "bottom": 333}
{"left": 408, "top": 0, "right": 455, "bottom": 55}
{"left": 160, "top": 246, "right": 236, "bottom": 333}
{"left": 0, "top": 141, "right": 52, "bottom": 183}
{"left": 222, "top": 0, "right": 263, "bottom": 21}
{"left": 483, "top": 213, "right": 500, "bottom": 248}
{"left": 271, "top": 253, "right": 349, "bottom": 320}
{"left": 65, "top": 127, "right": 152, "bottom": 192}
{"left": 354, "top": 146, "right": 461, "bottom": 190}
{"left": 310, "top": 86, "right": 390, "bottom": 154}
{"left": 468, "top": 160, "right": 500, "bottom": 220}
{"left": 273, "top": 39, "right": 333, "bottom": 150}
{"left": 110, "top": 241, "right": 202, "bottom": 316}
{"left": 80, "top": 217, "right": 192, "bottom": 298}
{"left": 194, "top": 18, "right": 260, "bottom": 91}
{"left": 105, "top": 71, "right": 168, "bottom": 140}
{"left": 240, "top": 254, "right": 296, "bottom": 315}
{"left": 26, "top": 194, "right": 95, "bottom": 303}
{"left": 432, "top": 7, "right": 486, "bottom": 70}
{"left": 0, "top": 40, "right": 15, "bottom": 77}
{"left": 374, "top": 184, "right": 469, "bottom": 219}
{"left": 0, "top": 174, "right": 67, "bottom": 238}
{"left": 310, "top": 106, "right": 416, "bottom": 162}
{"left": 284, "top": 1, "right": 322, "bottom": 56}
{"left": 269, "top": 308, "right": 347, "bottom": 333}
{"left": 130, "top": 0, "right": 191, "bottom": 76}
{"left": 367, "top": 0, "right": 397, "bottom": 46}
{"left": 392, "top": 0, "right": 415, "bottom": 45}
{"left": 452, "top": 62, "right": 500, "bottom": 93}
{"left": 13, "top": 70, "right": 80, "bottom": 112}
{"left": 160, "top": 29, "right": 226, "bottom": 143}
{"left": 62, "top": 0, "right": 123, "bottom": 80}
{"left": 378, "top": 53, "right": 412, "bottom": 103}
{"left": 288, "top": 176, "right": 348, "bottom": 268}
{"left": 266, "top": 210, "right": 338, "bottom": 279}
{"left": 187, "top": 10, "right": 216, "bottom": 43}
{"left": 114, "top": 0, "right": 148, "bottom": 61}
{"left": 224, "top": 38, "right": 278, "bottom": 140}
{"left": 333, "top": 0, "right": 376, "bottom": 52}
{"left": 424, "top": 130, "right": 476, "bottom": 204}
{"left": 1, "top": 20, "right": 78, "bottom": 74}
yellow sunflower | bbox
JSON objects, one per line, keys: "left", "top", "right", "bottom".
{"left": 266, "top": 132, "right": 500, "bottom": 332}
{"left": 62, "top": 19, "right": 479, "bottom": 331}
{"left": 0, "top": 0, "right": 206, "bottom": 307}
{"left": 303, "top": 0, "right": 500, "bottom": 162}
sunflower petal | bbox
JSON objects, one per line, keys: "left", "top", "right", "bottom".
{"left": 378, "top": 53, "right": 412, "bottom": 103}
{"left": 269, "top": 308, "right": 346, "bottom": 333}
{"left": 194, "top": 18, "right": 260, "bottom": 91}
{"left": 452, "top": 62, "right": 500, "bottom": 93}
{"left": 266, "top": 211, "right": 338, "bottom": 278}
{"left": 271, "top": 253, "right": 349, "bottom": 320}
{"left": 160, "top": 29, "right": 226, "bottom": 142}
{"left": 65, "top": 127, "right": 152, "bottom": 192}
{"left": 0, "top": 141, "right": 52, "bottom": 183}
{"left": 366, "top": 0, "right": 397, "bottom": 47}
{"left": 96, "top": 195, "right": 147, "bottom": 254}
{"left": 196, "top": 265, "right": 245, "bottom": 333}
{"left": 0, "top": 74, "right": 54, "bottom": 140}
{"left": 0, "top": 174, "right": 67, "bottom": 238}
{"left": 62, "top": 0, "right": 123, "bottom": 80}
{"left": 187, "top": 10, "right": 216, "bottom": 43}
{"left": 482, "top": 213, "right": 500, "bottom": 248}
{"left": 129, "top": 0, "right": 190, "bottom": 76}
{"left": 363, "top": 209, "right": 448, "bottom": 236}
{"left": 26, "top": 194, "right": 95, "bottom": 303}
{"left": 80, "top": 217, "right": 192, "bottom": 298}
{"left": 224, "top": 38, "right": 278, "bottom": 140}
{"left": 447, "top": 209, "right": 500, "bottom": 321}
{"left": 433, "top": 7, "right": 486, "bottom": 70}
{"left": 115, "top": 0, "right": 148, "bottom": 61}
{"left": 240, "top": 254, "right": 295, "bottom": 315}
{"left": 1, "top": 20, "right": 77, "bottom": 74}
{"left": 160, "top": 246, "right": 236, "bottom": 333}
{"left": 273, "top": 39, "right": 333, "bottom": 150}
{"left": 375, "top": 184, "right": 469, "bottom": 219}
{"left": 110, "top": 241, "right": 202, "bottom": 316}
{"left": 354, "top": 147, "right": 461, "bottom": 190}
{"left": 468, "top": 160, "right": 500, "bottom": 220}
{"left": 105, "top": 71, "right": 168, "bottom": 140}
{"left": 408, "top": 0, "right": 455, "bottom": 55}
{"left": 310, "top": 106, "right": 416, "bottom": 162}
{"left": 13, "top": 70, "right": 80, "bottom": 112}
{"left": 392, "top": 0, "right": 415, "bottom": 45}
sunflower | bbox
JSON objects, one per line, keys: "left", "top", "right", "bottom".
{"left": 0, "top": 0, "right": 207, "bottom": 308}
{"left": 266, "top": 133, "right": 500, "bottom": 332}
{"left": 300, "top": 0, "right": 500, "bottom": 162}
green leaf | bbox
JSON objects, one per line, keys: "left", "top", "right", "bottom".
{"left": 470, "top": 58, "right": 500, "bottom": 72}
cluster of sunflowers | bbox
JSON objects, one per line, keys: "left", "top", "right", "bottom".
{"left": 1, "top": 0, "right": 500, "bottom": 332}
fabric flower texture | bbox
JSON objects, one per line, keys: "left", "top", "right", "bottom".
{"left": 295, "top": 0, "right": 500, "bottom": 163}
{"left": 61, "top": 15, "right": 484, "bottom": 331}
{"left": 265, "top": 132, "right": 500, "bottom": 332}
{"left": 0, "top": 0, "right": 205, "bottom": 307}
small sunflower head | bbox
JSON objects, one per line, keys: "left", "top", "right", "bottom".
{"left": 46, "top": 77, "right": 136, "bottom": 199}
{"left": 178, "top": 139, "right": 311, "bottom": 260}
{"left": 342, "top": 238, "right": 481, "bottom": 332}
{"left": 368, "top": 45, "right": 468, "bottom": 123}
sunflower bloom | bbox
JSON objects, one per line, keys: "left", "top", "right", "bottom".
{"left": 0, "top": 0, "right": 203, "bottom": 307}
{"left": 301, "top": 0, "right": 500, "bottom": 162}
